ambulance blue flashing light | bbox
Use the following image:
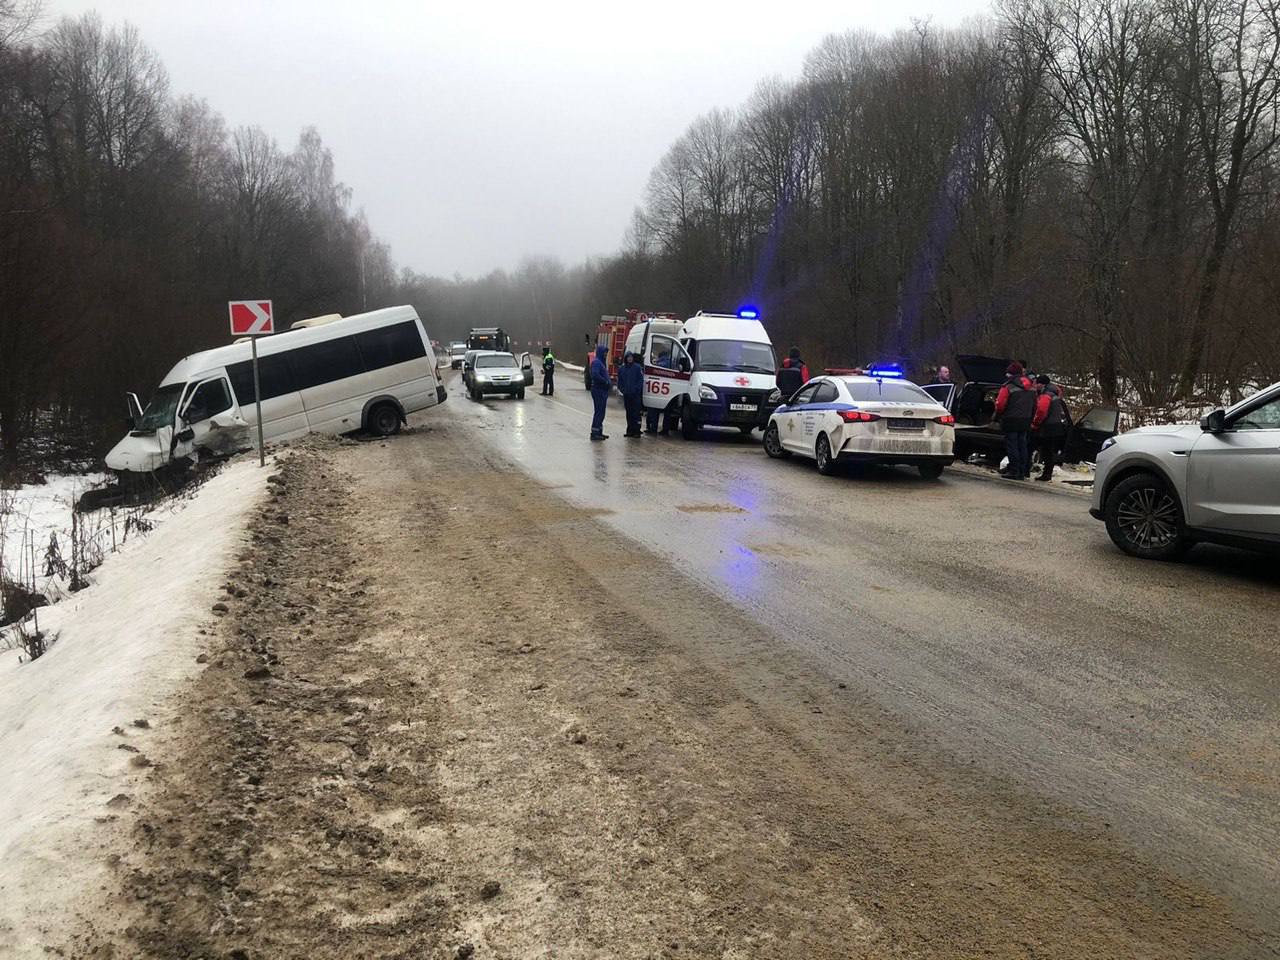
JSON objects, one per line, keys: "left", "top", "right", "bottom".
{"left": 737, "top": 306, "right": 760, "bottom": 320}
{"left": 868, "top": 364, "right": 904, "bottom": 379}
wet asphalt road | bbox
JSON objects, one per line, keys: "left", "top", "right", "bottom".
{"left": 432, "top": 371, "right": 1280, "bottom": 939}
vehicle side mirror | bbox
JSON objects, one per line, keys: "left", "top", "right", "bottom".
{"left": 1200, "top": 409, "right": 1226, "bottom": 434}
{"left": 679, "top": 357, "right": 691, "bottom": 373}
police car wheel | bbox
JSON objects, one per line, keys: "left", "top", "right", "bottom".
{"left": 815, "top": 434, "right": 838, "bottom": 476}
{"left": 763, "top": 423, "right": 789, "bottom": 459}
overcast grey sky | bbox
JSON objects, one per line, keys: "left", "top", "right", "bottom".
{"left": 47, "top": 0, "right": 988, "bottom": 278}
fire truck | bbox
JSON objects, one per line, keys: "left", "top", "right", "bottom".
{"left": 583, "top": 308, "right": 678, "bottom": 389}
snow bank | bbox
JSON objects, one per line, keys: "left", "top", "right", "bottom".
{"left": 0, "top": 473, "right": 107, "bottom": 601}
{"left": 0, "top": 457, "right": 268, "bottom": 957}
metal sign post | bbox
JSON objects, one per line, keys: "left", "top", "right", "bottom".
{"left": 228, "top": 300, "right": 275, "bottom": 468}
{"left": 250, "top": 335, "right": 265, "bottom": 467}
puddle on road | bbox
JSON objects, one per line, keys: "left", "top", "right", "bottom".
{"left": 676, "top": 503, "right": 747, "bottom": 515}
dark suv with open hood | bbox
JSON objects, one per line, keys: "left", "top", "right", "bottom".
{"left": 923, "top": 355, "right": 1119, "bottom": 466}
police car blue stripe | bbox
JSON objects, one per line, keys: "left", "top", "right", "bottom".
{"left": 773, "top": 402, "right": 855, "bottom": 414}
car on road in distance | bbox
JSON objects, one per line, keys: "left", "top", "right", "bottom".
{"left": 923, "top": 355, "right": 1119, "bottom": 465}
{"left": 1090, "top": 380, "right": 1280, "bottom": 560}
{"left": 469, "top": 352, "right": 527, "bottom": 401}
{"left": 449, "top": 341, "right": 468, "bottom": 369}
{"left": 764, "top": 373, "right": 955, "bottom": 478}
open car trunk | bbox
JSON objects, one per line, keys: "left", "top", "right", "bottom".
{"left": 955, "top": 354, "right": 1011, "bottom": 385}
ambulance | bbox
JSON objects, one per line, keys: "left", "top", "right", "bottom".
{"left": 624, "top": 308, "right": 782, "bottom": 439}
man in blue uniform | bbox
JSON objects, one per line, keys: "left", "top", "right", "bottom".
{"left": 589, "top": 344, "right": 611, "bottom": 441}
{"left": 618, "top": 351, "right": 645, "bottom": 438}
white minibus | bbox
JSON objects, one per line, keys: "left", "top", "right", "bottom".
{"left": 105, "top": 305, "right": 444, "bottom": 475}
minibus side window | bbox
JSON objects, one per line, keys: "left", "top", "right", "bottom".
{"left": 355, "top": 321, "right": 427, "bottom": 370}
{"left": 228, "top": 353, "right": 296, "bottom": 405}
{"left": 290, "top": 336, "right": 363, "bottom": 390}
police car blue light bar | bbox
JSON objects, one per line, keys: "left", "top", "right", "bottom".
{"left": 737, "top": 306, "right": 760, "bottom": 320}
{"left": 868, "top": 364, "right": 904, "bottom": 378}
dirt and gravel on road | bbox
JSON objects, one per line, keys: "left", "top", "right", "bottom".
{"left": 68, "top": 425, "right": 1267, "bottom": 959}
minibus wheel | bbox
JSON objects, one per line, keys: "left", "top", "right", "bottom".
{"left": 368, "top": 403, "right": 401, "bottom": 437}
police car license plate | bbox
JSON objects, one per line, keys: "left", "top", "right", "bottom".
{"left": 886, "top": 418, "right": 925, "bottom": 431}
{"left": 879, "top": 438, "right": 929, "bottom": 453}
{"left": 729, "top": 403, "right": 756, "bottom": 412}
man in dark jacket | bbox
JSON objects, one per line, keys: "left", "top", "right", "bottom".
{"left": 1031, "top": 374, "right": 1070, "bottom": 481}
{"left": 994, "top": 361, "right": 1036, "bottom": 479}
{"left": 776, "top": 348, "right": 811, "bottom": 398}
{"left": 541, "top": 347, "right": 556, "bottom": 396}
{"left": 618, "top": 351, "right": 645, "bottom": 438}
{"left": 589, "top": 343, "right": 611, "bottom": 441}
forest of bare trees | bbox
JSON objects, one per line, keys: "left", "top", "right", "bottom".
{"left": 2, "top": 0, "right": 1278, "bottom": 471}
{"left": 0, "top": 6, "right": 394, "bottom": 472}
{"left": 400, "top": 0, "right": 1280, "bottom": 407}
{"left": 588, "top": 0, "right": 1280, "bottom": 407}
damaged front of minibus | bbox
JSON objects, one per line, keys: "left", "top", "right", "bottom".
{"left": 106, "top": 358, "right": 253, "bottom": 482}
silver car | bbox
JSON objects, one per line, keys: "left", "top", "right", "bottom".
{"left": 1090, "top": 381, "right": 1280, "bottom": 559}
{"left": 469, "top": 352, "right": 527, "bottom": 401}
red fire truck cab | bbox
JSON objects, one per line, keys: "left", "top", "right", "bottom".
{"left": 583, "top": 308, "right": 678, "bottom": 389}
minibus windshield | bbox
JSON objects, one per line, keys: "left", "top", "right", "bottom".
{"left": 696, "top": 340, "right": 776, "bottom": 375}
{"left": 136, "top": 383, "right": 185, "bottom": 432}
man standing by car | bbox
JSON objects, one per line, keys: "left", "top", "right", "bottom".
{"left": 619, "top": 350, "right": 644, "bottom": 438}
{"left": 994, "top": 361, "right": 1036, "bottom": 480}
{"left": 589, "top": 343, "right": 611, "bottom": 441}
{"left": 1031, "top": 374, "right": 1070, "bottom": 481}
{"left": 541, "top": 346, "right": 556, "bottom": 396}
{"left": 776, "top": 347, "right": 810, "bottom": 398}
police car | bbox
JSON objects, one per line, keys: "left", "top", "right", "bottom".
{"left": 763, "top": 370, "right": 956, "bottom": 478}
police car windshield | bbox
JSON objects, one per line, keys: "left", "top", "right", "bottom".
{"left": 846, "top": 381, "right": 935, "bottom": 404}
{"left": 475, "top": 354, "right": 516, "bottom": 369}
{"left": 696, "top": 340, "right": 776, "bottom": 374}
{"left": 137, "top": 383, "right": 186, "bottom": 432}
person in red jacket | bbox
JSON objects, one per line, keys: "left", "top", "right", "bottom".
{"left": 786, "top": 347, "right": 811, "bottom": 384}
{"left": 994, "top": 362, "right": 1036, "bottom": 479}
{"left": 1031, "top": 374, "right": 1070, "bottom": 481}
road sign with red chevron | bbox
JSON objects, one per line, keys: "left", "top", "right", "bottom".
{"left": 228, "top": 300, "right": 274, "bottom": 336}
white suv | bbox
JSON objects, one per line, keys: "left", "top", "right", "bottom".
{"left": 1091, "top": 381, "right": 1280, "bottom": 559}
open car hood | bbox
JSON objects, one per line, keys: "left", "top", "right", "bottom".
{"left": 956, "top": 354, "right": 1010, "bottom": 385}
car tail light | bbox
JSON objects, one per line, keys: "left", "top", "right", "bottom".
{"left": 839, "top": 410, "right": 881, "bottom": 423}
{"left": 933, "top": 414, "right": 956, "bottom": 425}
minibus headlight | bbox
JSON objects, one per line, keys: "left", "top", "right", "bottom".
{"left": 767, "top": 388, "right": 781, "bottom": 403}
{"left": 698, "top": 384, "right": 718, "bottom": 401}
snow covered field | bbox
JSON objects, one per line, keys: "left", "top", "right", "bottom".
{"left": 0, "top": 458, "right": 268, "bottom": 957}
{"left": 0, "top": 473, "right": 108, "bottom": 603}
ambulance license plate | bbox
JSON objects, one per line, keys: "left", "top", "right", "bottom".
{"left": 729, "top": 403, "right": 756, "bottom": 412}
